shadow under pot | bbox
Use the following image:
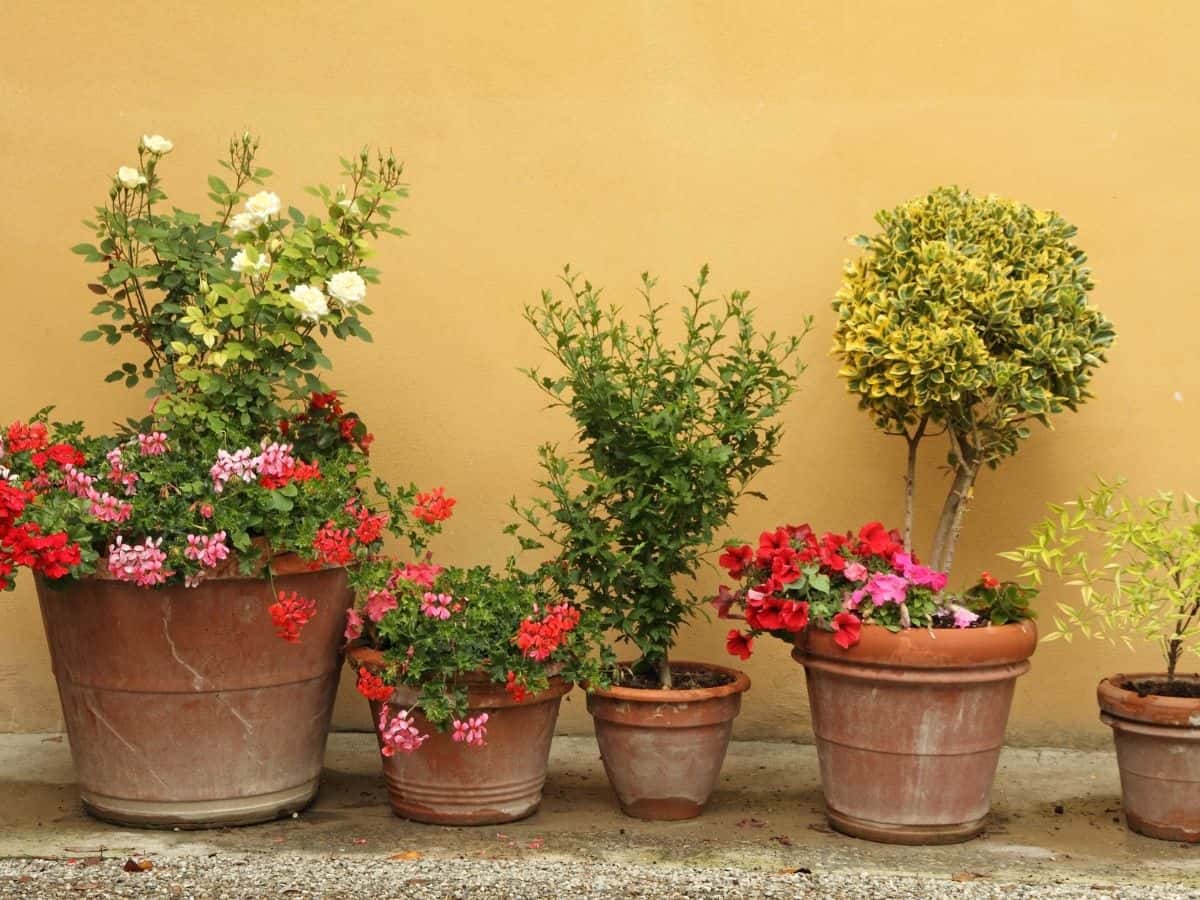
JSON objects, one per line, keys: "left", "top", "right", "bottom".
{"left": 586, "top": 660, "right": 751, "bottom": 820}
{"left": 351, "top": 648, "right": 571, "bottom": 826}
{"left": 35, "top": 558, "right": 352, "bottom": 828}
{"left": 1098, "top": 673, "right": 1200, "bottom": 843}
{"left": 794, "top": 620, "right": 1037, "bottom": 845}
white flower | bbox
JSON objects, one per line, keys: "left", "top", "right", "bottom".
{"left": 244, "top": 191, "right": 281, "bottom": 224}
{"left": 141, "top": 134, "right": 173, "bottom": 155}
{"left": 116, "top": 166, "right": 147, "bottom": 189}
{"left": 327, "top": 271, "right": 367, "bottom": 307}
{"left": 228, "top": 212, "right": 258, "bottom": 233}
{"left": 289, "top": 284, "right": 329, "bottom": 322}
{"left": 231, "top": 249, "right": 271, "bottom": 274}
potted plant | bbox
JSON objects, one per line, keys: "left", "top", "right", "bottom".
{"left": 0, "top": 134, "right": 446, "bottom": 827}
{"left": 755, "top": 185, "right": 1114, "bottom": 843}
{"left": 1004, "top": 479, "right": 1200, "bottom": 842}
{"left": 512, "top": 266, "right": 806, "bottom": 819}
{"left": 345, "top": 555, "right": 606, "bottom": 825}
{"left": 717, "top": 521, "right": 1035, "bottom": 844}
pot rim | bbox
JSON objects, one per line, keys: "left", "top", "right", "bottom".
{"left": 1098, "top": 672, "right": 1200, "bottom": 728}
{"left": 348, "top": 646, "right": 568, "bottom": 697}
{"left": 588, "top": 659, "right": 750, "bottom": 703}
{"left": 797, "top": 620, "right": 1038, "bottom": 669}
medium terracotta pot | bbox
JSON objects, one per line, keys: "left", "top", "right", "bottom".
{"left": 352, "top": 648, "right": 571, "bottom": 825}
{"left": 35, "top": 557, "right": 351, "bottom": 828}
{"left": 1098, "top": 673, "right": 1200, "bottom": 842}
{"left": 794, "top": 621, "right": 1037, "bottom": 844}
{"left": 587, "top": 660, "right": 750, "bottom": 820}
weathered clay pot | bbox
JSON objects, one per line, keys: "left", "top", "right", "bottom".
{"left": 352, "top": 648, "right": 571, "bottom": 825}
{"left": 794, "top": 621, "right": 1037, "bottom": 844}
{"left": 35, "top": 557, "right": 351, "bottom": 828}
{"left": 587, "top": 660, "right": 750, "bottom": 820}
{"left": 1098, "top": 673, "right": 1200, "bottom": 842}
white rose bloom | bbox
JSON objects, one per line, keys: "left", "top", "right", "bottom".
{"left": 290, "top": 284, "right": 329, "bottom": 322}
{"left": 231, "top": 249, "right": 270, "bottom": 274}
{"left": 141, "top": 134, "right": 173, "bottom": 155}
{"left": 228, "top": 212, "right": 257, "bottom": 233}
{"left": 244, "top": 191, "right": 281, "bottom": 224}
{"left": 116, "top": 166, "right": 147, "bottom": 189}
{"left": 327, "top": 271, "right": 367, "bottom": 307}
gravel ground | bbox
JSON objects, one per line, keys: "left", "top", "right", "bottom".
{"left": 1, "top": 855, "right": 1197, "bottom": 900}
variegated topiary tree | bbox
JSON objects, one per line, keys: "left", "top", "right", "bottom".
{"left": 832, "top": 186, "right": 1115, "bottom": 579}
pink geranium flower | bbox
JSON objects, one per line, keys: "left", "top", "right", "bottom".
{"left": 364, "top": 589, "right": 398, "bottom": 623}
{"left": 451, "top": 713, "right": 489, "bottom": 747}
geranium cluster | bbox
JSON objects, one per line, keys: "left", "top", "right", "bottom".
{"left": 717, "top": 521, "right": 985, "bottom": 659}
{"left": 345, "top": 557, "right": 606, "bottom": 755}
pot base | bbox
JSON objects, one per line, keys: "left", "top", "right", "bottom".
{"left": 81, "top": 778, "right": 318, "bottom": 829}
{"left": 619, "top": 796, "right": 704, "bottom": 821}
{"left": 825, "top": 806, "right": 987, "bottom": 845}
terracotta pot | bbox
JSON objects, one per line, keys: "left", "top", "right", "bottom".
{"left": 351, "top": 648, "right": 571, "bottom": 825}
{"left": 1098, "top": 673, "right": 1200, "bottom": 842}
{"left": 586, "top": 660, "right": 750, "bottom": 820}
{"left": 35, "top": 557, "right": 351, "bottom": 828}
{"left": 794, "top": 621, "right": 1037, "bottom": 844}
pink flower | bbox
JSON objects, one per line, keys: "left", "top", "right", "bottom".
{"left": 62, "top": 464, "right": 96, "bottom": 498}
{"left": 107, "top": 536, "right": 168, "bottom": 587}
{"left": 420, "top": 591, "right": 453, "bottom": 620}
{"left": 364, "top": 589, "right": 398, "bottom": 623}
{"left": 451, "top": 713, "right": 489, "bottom": 747}
{"left": 199, "top": 503, "right": 214, "bottom": 520}
{"left": 865, "top": 572, "right": 908, "bottom": 605}
{"left": 137, "top": 431, "right": 169, "bottom": 456}
{"left": 210, "top": 447, "right": 258, "bottom": 492}
{"left": 344, "top": 608, "right": 364, "bottom": 641}
{"left": 892, "top": 552, "right": 948, "bottom": 592}
{"left": 255, "top": 441, "right": 295, "bottom": 478}
{"left": 389, "top": 561, "right": 444, "bottom": 589}
{"left": 378, "top": 706, "right": 428, "bottom": 756}
{"left": 87, "top": 489, "right": 132, "bottom": 524}
{"left": 843, "top": 561, "right": 869, "bottom": 582}
{"left": 949, "top": 604, "right": 980, "bottom": 629}
{"left": 183, "top": 531, "right": 230, "bottom": 568}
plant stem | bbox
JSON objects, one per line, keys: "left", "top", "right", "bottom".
{"left": 902, "top": 416, "right": 928, "bottom": 552}
{"left": 930, "top": 429, "right": 977, "bottom": 578}
{"left": 657, "top": 655, "right": 673, "bottom": 691}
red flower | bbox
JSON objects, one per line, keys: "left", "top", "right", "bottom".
{"left": 832, "top": 611, "right": 862, "bottom": 649}
{"left": 309, "top": 392, "right": 344, "bottom": 415}
{"left": 746, "top": 594, "right": 783, "bottom": 632}
{"left": 355, "top": 667, "right": 394, "bottom": 702}
{"left": 725, "top": 629, "right": 754, "bottom": 660}
{"left": 711, "top": 585, "right": 737, "bottom": 619}
{"left": 980, "top": 571, "right": 999, "bottom": 589}
{"left": 755, "top": 528, "right": 793, "bottom": 568}
{"left": 5, "top": 421, "right": 48, "bottom": 454}
{"left": 312, "top": 522, "right": 354, "bottom": 566}
{"left": 269, "top": 591, "right": 317, "bottom": 643}
{"left": 516, "top": 603, "right": 581, "bottom": 661}
{"left": 352, "top": 507, "right": 388, "bottom": 545}
{"left": 412, "top": 487, "right": 456, "bottom": 525}
{"left": 0, "top": 483, "right": 32, "bottom": 526}
{"left": 817, "top": 532, "right": 849, "bottom": 572}
{"left": 718, "top": 544, "right": 754, "bottom": 579}
{"left": 291, "top": 460, "right": 322, "bottom": 483}
{"left": 505, "top": 670, "right": 528, "bottom": 703}
{"left": 31, "top": 443, "right": 85, "bottom": 471}
{"left": 779, "top": 600, "right": 810, "bottom": 633}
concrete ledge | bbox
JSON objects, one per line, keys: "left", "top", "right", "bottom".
{"left": 1, "top": 733, "right": 1198, "bottom": 897}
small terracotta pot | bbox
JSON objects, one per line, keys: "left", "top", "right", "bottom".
{"left": 586, "top": 660, "right": 750, "bottom": 820}
{"left": 36, "top": 557, "right": 351, "bottom": 828}
{"left": 794, "top": 621, "right": 1037, "bottom": 844}
{"left": 351, "top": 648, "right": 571, "bottom": 825}
{"left": 1098, "top": 673, "right": 1200, "bottom": 842}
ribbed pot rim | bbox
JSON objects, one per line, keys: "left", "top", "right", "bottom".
{"left": 39, "top": 543, "right": 332, "bottom": 586}
{"left": 588, "top": 660, "right": 750, "bottom": 703}
{"left": 796, "top": 620, "right": 1038, "bottom": 670}
{"left": 1098, "top": 672, "right": 1200, "bottom": 728}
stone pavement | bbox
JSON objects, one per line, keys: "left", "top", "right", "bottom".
{"left": 1, "top": 733, "right": 1197, "bottom": 897}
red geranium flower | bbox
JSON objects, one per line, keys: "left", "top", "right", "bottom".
{"left": 312, "top": 522, "right": 354, "bottom": 566}
{"left": 412, "top": 487, "right": 456, "bottom": 525}
{"left": 832, "top": 611, "right": 862, "bottom": 649}
{"left": 725, "top": 629, "right": 754, "bottom": 660}
{"left": 5, "top": 421, "right": 48, "bottom": 454}
{"left": 355, "top": 667, "right": 394, "bottom": 702}
{"left": 980, "top": 571, "right": 999, "bottom": 589}
{"left": 505, "top": 670, "right": 528, "bottom": 703}
{"left": 31, "top": 443, "right": 85, "bottom": 471}
{"left": 269, "top": 591, "right": 317, "bottom": 643}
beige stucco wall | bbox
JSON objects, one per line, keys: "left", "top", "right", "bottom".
{"left": 1, "top": 1, "right": 1195, "bottom": 748}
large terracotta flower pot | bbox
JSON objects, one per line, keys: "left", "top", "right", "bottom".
{"left": 1098, "top": 673, "right": 1200, "bottom": 842}
{"left": 352, "top": 648, "right": 571, "bottom": 825}
{"left": 794, "top": 621, "right": 1037, "bottom": 844}
{"left": 587, "top": 660, "right": 750, "bottom": 820}
{"left": 35, "top": 557, "right": 351, "bottom": 828}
